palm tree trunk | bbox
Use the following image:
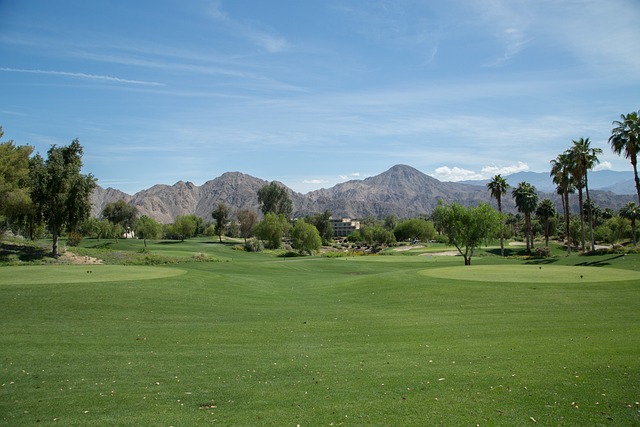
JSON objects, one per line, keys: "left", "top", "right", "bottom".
{"left": 632, "top": 155, "right": 640, "bottom": 205}
{"left": 564, "top": 187, "right": 571, "bottom": 255}
{"left": 585, "top": 174, "right": 595, "bottom": 251}
{"left": 578, "top": 188, "right": 585, "bottom": 254}
{"left": 498, "top": 198, "right": 504, "bottom": 256}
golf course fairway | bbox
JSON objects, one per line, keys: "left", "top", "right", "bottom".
{"left": 420, "top": 264, "right": 640, "bottom": 283}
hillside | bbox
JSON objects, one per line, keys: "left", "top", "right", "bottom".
{"left": 91, "top": 165, "right": 637, "bottom": 223}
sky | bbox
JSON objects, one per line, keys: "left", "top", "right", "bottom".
{"left": 1, "top": 0, "right": 639, "bottom": 195}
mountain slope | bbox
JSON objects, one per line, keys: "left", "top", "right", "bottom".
{"left": 91, "top": 164, "right": 637, "bottom": 223}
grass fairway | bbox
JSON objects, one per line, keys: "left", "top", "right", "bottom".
{"left": 1, "top": 239, "right": 639, "bottom": 425}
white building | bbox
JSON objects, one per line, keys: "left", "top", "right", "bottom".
{"left": 330, "top": 218, "right": 360, "bottom": 237}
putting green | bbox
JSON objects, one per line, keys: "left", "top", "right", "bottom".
{"left": 0, "top": 265, "right": 186, "bottom": 286}
{"left": 420, "top": 264, "right": 640, "bottom": 283}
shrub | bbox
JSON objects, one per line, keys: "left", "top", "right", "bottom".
{"left": 66, "top": 232, "right": 83, "bottom": 247}
{"left": 245, "top": 238, "right": 264, "bottom": 252}
{"left": 533, "top": 247, "right": 550, "bottom": 258}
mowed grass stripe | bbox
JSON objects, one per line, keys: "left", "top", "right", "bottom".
{"left": 420, "top": 264, "right": 640, "bottom": 283}
{"left": 0, "top": 265, "right": 186, "bottom": 285}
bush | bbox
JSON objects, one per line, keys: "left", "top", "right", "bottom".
{"left": 66, "top": 232, "right": 83, "bottom": 247}
{"left": 245, "top": 238, "right": 264, "bottom": 252}
{"left": 533, "top": 247, "right": 550, "bottom": 258}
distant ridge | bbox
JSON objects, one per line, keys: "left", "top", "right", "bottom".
{"left": 91, "top": 165, "right": 636, "bottom": 223}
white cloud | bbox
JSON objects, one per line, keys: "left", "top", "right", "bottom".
{"left": 433, "top": 166, "right": 484, "bottom": 182}
{"left": 434, "top": 162, "right": 530, "bottom": 182}
{"left": 480, "top": 161, "right": 529, "bottom": 176}
{"left": 340, "top": 172, "right": 361, "bottom": 180}
{"left": 0, "top": 67, "right": 164, "bottom": 86}
{"left": 594, "top": 161, "right": 612, "bottom": 171}
{"left": 302, "top": 179, "right": 328, "bottom": 184}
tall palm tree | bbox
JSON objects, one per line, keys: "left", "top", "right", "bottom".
{"left": 550, "top": 152, "right": 573, "bottom": 254}
{"left": 569, "top": 137, "right": 602, "bottom": 252}
{"left": 512, "top": 181, "right": 538, "bottom": 252}
{"left": 487, "top": 174, "right": 509, "bottom": 256}
{"left": 609, "top": 110, "right": 640, "bottom": 204}
{"left": 619, "top": 202, "right": 639, "bottom": 245}
{"left": 536, "top": 199, "right": 556, "bottom": 248}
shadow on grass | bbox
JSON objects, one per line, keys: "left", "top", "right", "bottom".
{"left": 0, "top": 242, "right": 49, "bottom": 262}
{"left": 486, "top": 248, "right": 527, "bottom": 257}
{"left": 574, "top": 254, "right": 626, "bottom": 267}
{"left": 157, "top": 240, "right": 185, "bottom": 245}
{"left": 524, "top": 257, "right": 561, "bottom": 265}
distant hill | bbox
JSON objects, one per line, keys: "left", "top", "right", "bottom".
{"left": 460, "top": 170, "right": 636, "bottom": 194}
{"left": 91, "top": 165, "right": 637, "bottom": 223}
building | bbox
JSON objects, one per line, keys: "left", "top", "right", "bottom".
{"left": 330, "top": 218, "right": 360, "bottom": 237}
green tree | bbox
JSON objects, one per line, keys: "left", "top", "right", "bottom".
{"left": 487, "top": 174, "right": 510, "bottom": 256}
{"left": 619, "top": 202, "right": 640, "bottom": 245}
{"left": 305, "top": 210, "right": 333, "bottom": 245}
{"left": 535, "top": 199, "right": 556, "bottom": 248}
{"left": 257, "top": 182, "right": 293, "bottom": 217}
{"left": 0, "top": 127, "right": 34, "bottom": 236}
{"left": 29, "top": 140, "right": 96, "bottom": 257}
{"left": 569, "top": 137, "right": 602, "bottom": 251}
{"left": 609, "top": 110, "right": 640, "bottom": 204}
{"left": 236, "top": 209, "right": 258, "bottom": 243}
{"left": 136, "top": 215, "right": 162, "bottom": 247}
{"left": 511, "top": 182, "right": 538, "bottom": 252}
{"left": 432, "top": 202, "right": 499, "bottom": 265}
{"left": 211, "top": 203, "right": 230, "bottom": 243}
{"left": 393, "top": 218, "right": 436, "bottom": 243}
{"left": 254, "top": 212, "right": 290, "bottom": 249}
{"left": 101, "top": 199, "right": 138, "bottom": 230}
{"left": 173, "top": 215, "right": 197, "bottom": 241}
{"left": 291, "top": 220, "right": 322, "bottom": 255}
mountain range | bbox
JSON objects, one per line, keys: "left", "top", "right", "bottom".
{"left": 91, "top": 165, "right": 637, "bottom": 224}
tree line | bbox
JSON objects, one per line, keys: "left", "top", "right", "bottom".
{"left": 1, "top": 109, "right": 638, "bottom": 262}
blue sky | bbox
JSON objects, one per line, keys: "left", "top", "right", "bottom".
{"left": 1, "top": 0, "right": 639, "bottom": 194}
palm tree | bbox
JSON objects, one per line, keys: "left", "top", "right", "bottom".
{"left": 487, "top": 174, "right": 509, "bottom": 256}
{"left": 536, "top": 199, "right": 556, "bottom": 248}
{"left": 569, "top": 137, "right": 602, "bottom": 252}
{"left": 619, "top": 202, "right": 640, "bottom": 245}
{"left": 550, "top": 152, "right": 573, "bottom": 254}
{"left": 512, "top": 182, "right": 538, "bottom": 252}
{"left": 609, "top": 110, "right": 640, "bottom": 204}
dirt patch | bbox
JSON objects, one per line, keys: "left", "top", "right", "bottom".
{"left": 394, "top": 245, "right": 423, "bottom": 252}
{"left": 59, "top": 251, "right": 103, "bottom": 265}
{"left": 419, "top": 250, "right": 459, "bottom": 257}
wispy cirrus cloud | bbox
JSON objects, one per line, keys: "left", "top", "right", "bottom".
{"left": 0, "top": 67, "right": 164, "bottom": 86}
{"left": 207, "top": 1, "right": 288, "bottom": 53}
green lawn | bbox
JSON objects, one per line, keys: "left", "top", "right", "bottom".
{"left": 1, "top": 238, "right": 639, "bottom": 425}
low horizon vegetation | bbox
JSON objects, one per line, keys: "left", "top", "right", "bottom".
{"left": 1, "top": 236, "right": 639, "bottom": 425}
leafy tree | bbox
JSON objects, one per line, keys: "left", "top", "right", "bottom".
{"left": 254, "top": 212, "right": 290, "bottom": 249}
{"left": 619, "top": 202, "right": 640, "bottom": 245}
{"left": 29, "top": 140, "right": 96, "bottom": 257}
{"left": 173, "top": 215, "right": 197, "bottom": 241}
{"left": 101, "top": 199, "right": 138, "bottom": 230}
{"left": 536, "top": 199, "right": 556, "bottom": 247}
{"left": 487, "top": 174, "right": 509, "bottom": 256}
{"left": 512, "top": 182, "right": 538, "bottom": 252}
{"left": 384, "top": 214, "right": 398, "bottom": 231}
{"left": 393, "top": 218, "right": 436, "bottom": 243}
{"left": 305, "top": 210, "right": 333, "bottom": 244}
{"left": 291, "top": 220, "right": 322, "bottom": 255}
{"left": 211, "top": 203, "right": 230, "bottom": 243}
{"left": 569, "top": 137, "right": 601, "bottom": 251}
{"left": 0, "top": 127, "right": 34, "bottom": 235}
{"left": 257, "top": 182, "right": 293, "bottom": 217}
{"left": 550, "top": 152, "right": 574, "bottom": 254}
{"left": 432, "top": 202, "right": 499, "bottom": 265}
{"left": 236, "top": 209, "right": 258, "bottom": 243}
{"left": 609, "top": 110, "right": 640, "bottom": 204}
{"left": 136, "top": 215, "right": 162, "bottom": 247}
